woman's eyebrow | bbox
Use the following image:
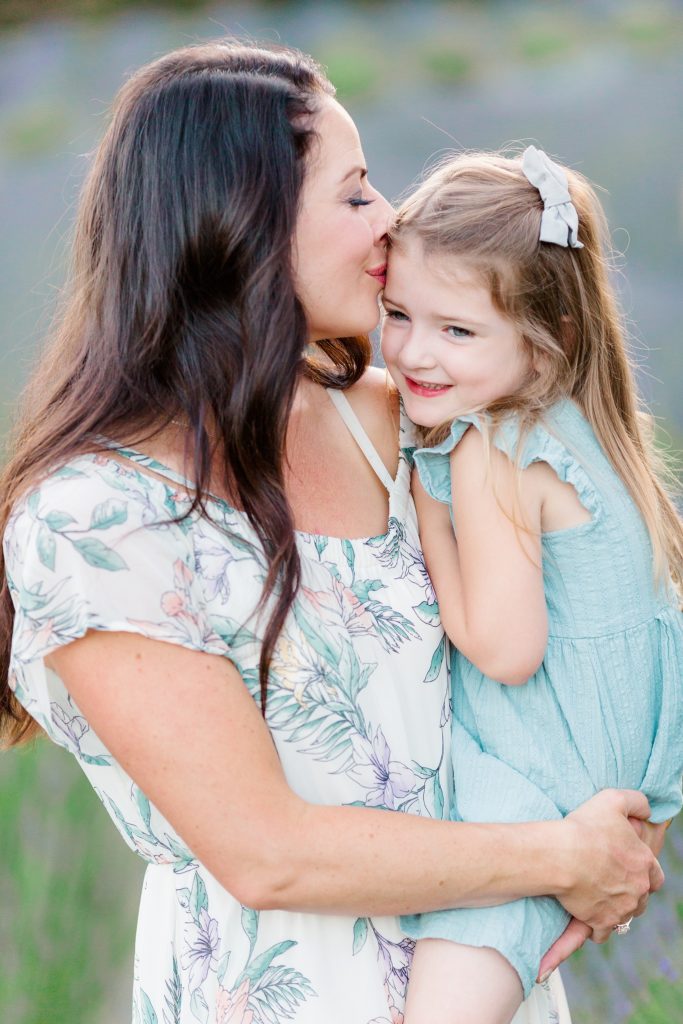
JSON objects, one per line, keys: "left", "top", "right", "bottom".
{"left": 338, "top": 166, "right": 367, "bottom": 185}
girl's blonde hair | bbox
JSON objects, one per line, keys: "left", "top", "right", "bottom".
{"left": 391, "top": 150, "right": 683, "bottom": 591}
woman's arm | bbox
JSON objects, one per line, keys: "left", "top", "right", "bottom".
{"left": 413, "top": 428, "right": 547, "bottom": 684}
{"left": 46, "top": 630, "right": 661, "bottom": 937}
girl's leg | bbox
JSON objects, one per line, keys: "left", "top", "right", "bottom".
{"left": 404, "top": 938, "right": 524, "bottom": 1024}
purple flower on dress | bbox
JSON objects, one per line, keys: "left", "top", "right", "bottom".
{"left": 373, "top": 926, "right": 414, "bottom": 1007}
{"left": 183, "top": 907, "right": 221, "bottom": 992}
{"left": 351, "top": 728, "right": 416, "bottom": 809}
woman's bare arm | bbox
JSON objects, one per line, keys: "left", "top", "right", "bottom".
{"left": 46, "top": 630, "right": 662, "bottom": 935}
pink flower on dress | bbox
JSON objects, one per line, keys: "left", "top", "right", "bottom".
{"left": 302, "top": 578, "right": 376, "bottom": 636}
{"left": 215, "top": 978, "right": 253, "bottom": 1024}
{"left": 161, "top": 591, "right": 186, "bottom": 617}
{"left": 174, "top": 558, "right": 194, "bottom": 588}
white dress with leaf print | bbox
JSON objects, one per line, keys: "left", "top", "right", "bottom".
{"left": 4, "top": 389, "right": 569, "bottom": 1024}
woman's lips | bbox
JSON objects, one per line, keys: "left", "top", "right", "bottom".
{"left": 405, "top": 376, "right": 452, "bottom": 398}
{"left": 366, "top": 263, "right": 387, "bottom": 286}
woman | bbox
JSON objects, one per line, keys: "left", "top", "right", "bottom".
{"left": 0, "top": 41, "right": 664, "bottom": 1024}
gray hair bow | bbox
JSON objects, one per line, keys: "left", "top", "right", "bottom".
{"left": 522, "top": 145, "right": 583, "bottom": 249}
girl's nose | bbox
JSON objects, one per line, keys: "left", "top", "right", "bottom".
{"left": 399, "top": 330, "right": 437, "bottom": 372}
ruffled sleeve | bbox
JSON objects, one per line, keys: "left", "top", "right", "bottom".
{"left": 3, "top": 460, "right": 233, "bottom": 866}
{"left": 413, "top": 405, "right": 602, "bottom": 523}
{"left": 412, "top": 416, "right": 477, "bottom": 506}
{"left": 4, "top": 463, "right": 232, "bottom": 740}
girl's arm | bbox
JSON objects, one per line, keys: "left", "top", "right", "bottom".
{"left": 46, "top": 630, "right": 661, "bottom": 940}
{"left": 413, "top": 427, "right": 547, "bottom": 685}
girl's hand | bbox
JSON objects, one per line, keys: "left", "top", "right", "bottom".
{"left": 537, "top": 814, "right": 670, "bottom": 980}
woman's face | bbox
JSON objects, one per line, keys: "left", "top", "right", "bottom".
{"left": 293, "top": 98, "right": 392, "bottom": 342}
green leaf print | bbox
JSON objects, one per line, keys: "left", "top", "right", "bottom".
{"left": 250, "top": 966, "right": 316, "bottom": 1021}
{"left": 413, "top": 600, "right": 440, "bottom": 625}
{"left": 135, "top": 786, "right": 152, "bottom": 829}
{"left": 424, "top": 635, "right": 447, "bottom": 683}
{"left": 293, "top": 603, "right": 341, "bottom": 668}
{"left": 239, "top": 940, "right": 297, "bottom": 985}
{"left": 163, "top": 955, "right": 182, "bottom": 1024}
{"left": 351, "top": 578, "right": 384, "bottom": 603}
{"left": 90, "top": 498, "right": 128, "bottom": 530}
{"left": 342, "top": 539, "right": 355, "bottom": 573}
{"left": 44, "top": 510, "right": 77, "bottom": 531}
{"left": 352, "top": 917, "right": 368, "bottom": 955}
{"left": 71, "top": 536, "right": 128, "bottom": 571}
{"left": 216, "top": 952, "right": 230, "bottom": 985}
{"left": 212, "top": 615, "right": 259, "bottom": 650}
{"left": 189, "top": 988, "right": 209, "bottom": 1024}
{"left": 79, "top": 752, "right": 112, "bottom": 767}
{"left": 190, "top": 872, "right": 208, "bottom": 924}
{"left": 37, "top": 525, "right": 56, "bottom": 571}
{"left": 139, "top": 990, "right": 159, "bottom": 1024}
{"left": 241, "top": 906, "right": 259, "bottom": 963}
{"left": 431, "top": 772, "right": 445, "bottom": 820}
{"left": 313, "top": 535, "right": 328, "bottom": 557}
{"left": 18, "top": 582, "right": 51, "bottom": 611}
{"left": 163, "top": 833, "right": 195, "bottom": 870}
{"left": 27, "top": 490, "right": 40, "bottom": 514}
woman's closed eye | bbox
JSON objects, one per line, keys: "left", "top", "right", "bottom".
{"left": 348, "top": 193, "right": 374, "bottom": 208}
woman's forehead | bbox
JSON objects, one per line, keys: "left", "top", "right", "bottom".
{"left": 309, "top": 98, "right": 366, "bottom": 181}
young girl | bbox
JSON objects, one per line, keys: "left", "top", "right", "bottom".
{"left": 381, "top": 146, "right": 683, "bottom": 1024}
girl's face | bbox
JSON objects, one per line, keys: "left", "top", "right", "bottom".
{"left": 381, "top": 237, "right": 532, "bottom": 428}
{"left": 293, "top": 98, "right": 392, "bottom": 342}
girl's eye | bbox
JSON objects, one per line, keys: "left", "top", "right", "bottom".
{"left": 348, "top": 195, "right": 373, "bottom": 208}
{"left": 383, "top": 308, "right": 409, "bottom": 322}
{"left": 445, "top": 325, "right": 474, "bottom": 340}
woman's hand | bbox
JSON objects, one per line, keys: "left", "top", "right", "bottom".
{"left": 556, "top": 789, "right": 664, "bottom": 939}
{"left": 540, "top": 811, "right": 671, "bottom": 978}
{"left": 537, "top": 812, "right": 670, "bottom": 980}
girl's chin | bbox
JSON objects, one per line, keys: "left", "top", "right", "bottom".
{"left": 402, "top": 395, "right": 456, "bottom": 427}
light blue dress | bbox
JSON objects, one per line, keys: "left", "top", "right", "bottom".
{"left": 401, "top": 399, "right": 683, "bottom": 997}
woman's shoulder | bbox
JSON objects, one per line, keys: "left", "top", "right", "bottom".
{"left": 4, "top": 451, "right": 194, "bottom": 576}
{"left": 344, "top": 366, "right": 400, "bottom": 451}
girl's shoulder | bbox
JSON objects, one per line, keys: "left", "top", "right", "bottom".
{"left": 413, "top": 401, "right": 602, "bottom": 520}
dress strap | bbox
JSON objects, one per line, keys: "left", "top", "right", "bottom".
{"left": 326, "top": 388, "right": 395, "bottom": 493}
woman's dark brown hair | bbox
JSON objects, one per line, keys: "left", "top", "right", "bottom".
{"left": 0, "top": 40, "right": 372, "bottom": 744}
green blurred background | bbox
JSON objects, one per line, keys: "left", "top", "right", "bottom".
{"left": 1, "top": 1, "right": 681, "bottom": 1021}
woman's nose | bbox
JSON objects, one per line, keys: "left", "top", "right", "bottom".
{"left": 369, "top": 187, "right": 393, "bottom": 244}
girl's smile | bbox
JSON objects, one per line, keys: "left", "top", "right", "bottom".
{"left": 404, "top": 377, "right": 453, "bottom": 397}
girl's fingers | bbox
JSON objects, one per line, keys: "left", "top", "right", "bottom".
{"left": 537, "top": 919, "right": 591, "bottom": 981}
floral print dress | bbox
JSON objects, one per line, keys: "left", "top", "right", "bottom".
{"left": 4, "top": 388, "right": 569, "bottom": 1024}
